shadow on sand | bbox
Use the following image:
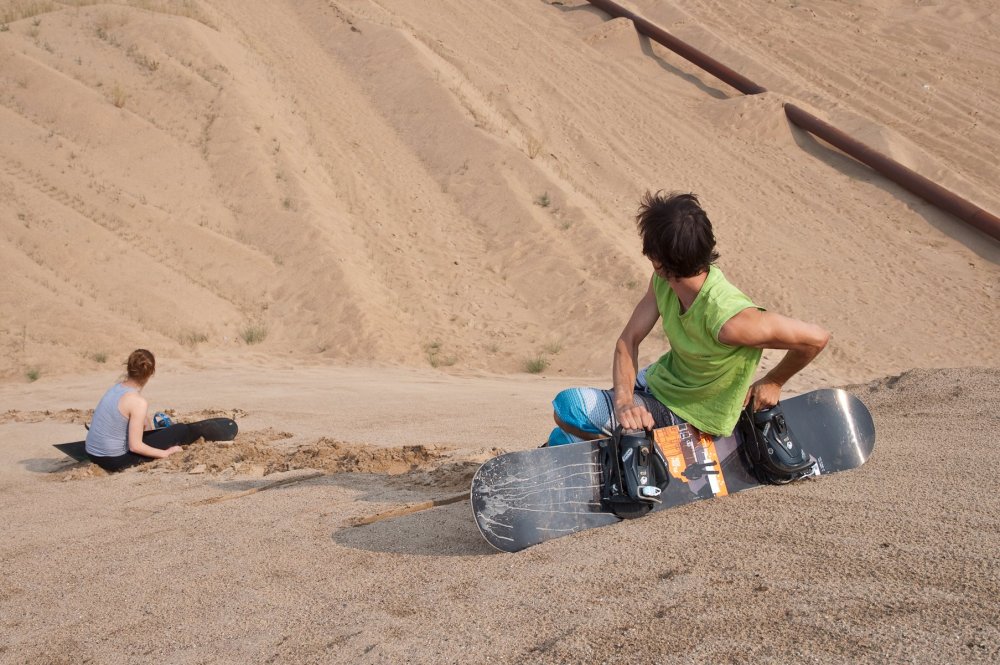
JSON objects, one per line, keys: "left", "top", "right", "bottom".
{"left": 333, "top": 502, "right": 497, "bottom": 557}
{"left": 196, "top": 471, "right": 498, "bottom": 557}
{"left": 787, "top": 122, "right": 1000, "bottom": 261}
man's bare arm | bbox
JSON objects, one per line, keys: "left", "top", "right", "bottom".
{"left": 612, "top": 276, "right": 661, "bottom": 430}
{"left": 718, "top": 308, "right": 830, "bottom": 408}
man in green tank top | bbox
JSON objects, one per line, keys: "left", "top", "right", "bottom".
{"left": 548, "top": 192, "right": 829, "bottom": 443}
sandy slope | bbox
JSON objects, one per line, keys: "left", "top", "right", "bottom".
{"left": 0, "top": 0, "right": 997, "bottom": 382}
{"left": 0, "top": 365, "right": 998, "bottom": 664}
{"left": 1, "top": 0, "right": 999, "bottom": 663}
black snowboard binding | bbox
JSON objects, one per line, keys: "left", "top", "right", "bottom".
{"left": 599, "top": 427, "right": 671, "bottom": 519}
{"left": 738, "top": 401, "right": 815, "bottom": 485}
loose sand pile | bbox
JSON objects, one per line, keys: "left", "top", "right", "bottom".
{"left": 1, "top": 365, "right": 997, "bottom": 663}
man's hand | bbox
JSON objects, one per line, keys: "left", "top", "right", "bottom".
{"left": 745, "top": 377, "right": 783, "bottom": 411}
{"left": 611, "top": 277, "right": 661, "bottom": 432}
{"left": 615, "top": 401, "right": 655, "bottom": 431}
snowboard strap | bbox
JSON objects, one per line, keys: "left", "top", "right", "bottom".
{"left": 599, "top": 427, "right": 670, "bottom": 520}
{"left": 737, "top": 401, "right": 815, "bottom": 485}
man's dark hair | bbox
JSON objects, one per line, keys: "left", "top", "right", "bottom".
{"left": 636, "top": 191, "right": 719, "bottom": 278}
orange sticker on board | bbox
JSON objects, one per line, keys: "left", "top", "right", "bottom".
{"left": 652, "top": 424, "right": 729, "bottom": 498}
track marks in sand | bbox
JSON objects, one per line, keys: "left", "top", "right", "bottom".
{"left": 0, "top": 147, "right": 263, "bottom": 316}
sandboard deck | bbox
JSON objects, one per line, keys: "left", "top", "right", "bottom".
{"left": 471, "top": 389, "right": 875, "bottom": 552}
{"left": 53, "top": 418, "right": 239, "bottom": 462}
{"left": 53, "top": 440, "right": 89, "bottom": 462}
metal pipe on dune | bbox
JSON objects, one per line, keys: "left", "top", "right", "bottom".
{"left": 583, "top": 0, "right": 1000, "bottom": 242}
{"left": 584, "top": 0, "right": 767, "bottom": 95}
{"left": 783, "top": 104, "right": 1000, "bottom": 240}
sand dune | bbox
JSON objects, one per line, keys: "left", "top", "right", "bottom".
{"left": 1, "top": 0, "right": 998, "bottom": 662}
{"left": 1, "top": 0, "right": 996, "bottom": 383}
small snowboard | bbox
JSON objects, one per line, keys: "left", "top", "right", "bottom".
{"left": 471, "top": 389, "right": 874, "bottom": 552}
{"left": 54, "top": 417, "right": 239, "bottom": 462}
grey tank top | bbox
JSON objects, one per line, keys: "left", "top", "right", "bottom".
{"left": 84, "top": 383, "right": 137, "bottom": 457}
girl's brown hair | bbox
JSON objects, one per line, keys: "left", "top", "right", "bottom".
{"left": 126, "top": 349, "right": 156, "bottom": 383}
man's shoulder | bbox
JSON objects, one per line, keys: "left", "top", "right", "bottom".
{"left": 702, "top": 267, "right": 748, "bottom": 302}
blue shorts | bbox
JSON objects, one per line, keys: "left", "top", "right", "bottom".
{"left": 547, "top": 367, "right": 686, "bottom": 446}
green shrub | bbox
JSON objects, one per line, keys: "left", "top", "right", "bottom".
{"left": 240, "top": 322, "right": 268, "bottom": 345}
{"left": 425, "top": 341, "right": 456, "bottom": 368}
{"left": 524, "top": 356, "right": 549, "bottom": 374}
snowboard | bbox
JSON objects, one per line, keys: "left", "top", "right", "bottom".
{"left": 471, "top": 389, "right": 874, "bottom": 553}
{"left": 54, "top": 417, "right": 239, "bottom": 462}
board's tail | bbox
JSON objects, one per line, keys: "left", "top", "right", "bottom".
{"left": 189, "top": 418, "right": 239, "bottom": 442}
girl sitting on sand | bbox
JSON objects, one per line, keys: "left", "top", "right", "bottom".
{"left": 84, "top": 349, "right": 184, "bottom": 471}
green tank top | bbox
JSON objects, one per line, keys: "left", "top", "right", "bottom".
{"left": 645, "top": 266, "right": 762, "bottom": 436}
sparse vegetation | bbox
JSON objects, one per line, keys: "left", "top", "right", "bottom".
{"left": 0, "top": 1, "right": 213, "bottom": 32}
{"left": 95, "top": 26, "right": 120, "bottom": 47}
{"left": 524, "top": 356, "right": 550, "bottom": 374}
{"left": 425, "top": 341, "right": 456, "bottom": 368}
{"left": 0, "top": 24, "right": 9, "bottom": 32}
{"left": 92, "top": 352, "right": 107, "bottom": 363}
{"left": 240, "top": 322, "right": 268, "bottom": 345}
{"left": 127, "top": 44, "right": 159, "bottom": 72}
{"left": 26, "top": 367, "right": 40, "bottom": 382}
{"left": 130, "top": 0, "right": 216, "bottom": 28}
{"left": 527, "top": 136, "right": 544, "bottom": 160}
{"left": 542, "top": 341, "right": 563, "bottom": 355}
{"left": 1, "top": 2, "right": 55, "bottom": 24}
{"left": 535, "top": 192, "right": 551, "bottom": 208}
{"left": 110, "top": 83, "right": 127, "bottom": 108}
{"left": 181, "top": 330, "right": 209, "bottom": 346}
{"left": 94, "top": 9, "right": 131, "bottom": 48}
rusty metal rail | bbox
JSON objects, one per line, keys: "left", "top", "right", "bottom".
{"left": 585, "top": 0, "right": 766, "bottom": 95}
{"left": 783, "top": 104, "right": 1000, "bottom": 239}
{"left": 583, "top": 0, "right": 1000, "bottom": 241}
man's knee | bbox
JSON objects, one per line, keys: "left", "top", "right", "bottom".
{"left": 552, "top": 387, "right": 605, "bottom": 437}
{"left": 552, "top": 388, "right": 582, "bottom": 426}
